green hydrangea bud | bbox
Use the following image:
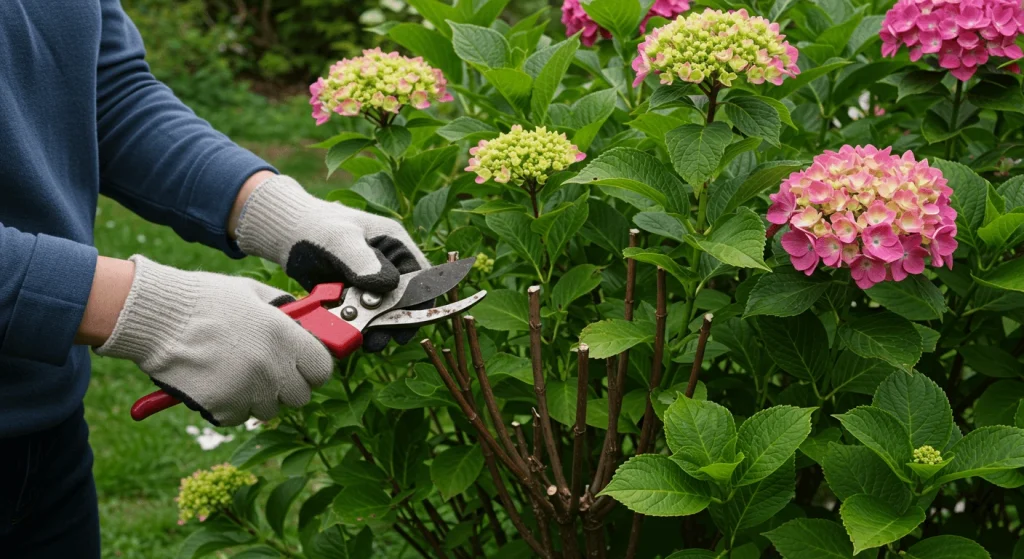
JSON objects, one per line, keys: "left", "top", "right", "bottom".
{"left": 176, "top": 463, "right": 257, "bottom": 525}
{"left": 309, "top": 48, "right": 453, "bottom": 125}
{"left": 913, "top": 445, "right": 942, "bottom": 465}
{"left": 632, "top": 8, "right": 800, "bottom": 89}
{"left": 473, "top": 252, "right": 495, "bottom": 274}
{"left": 465, "top": 125, "right": 586, "bottom": 186}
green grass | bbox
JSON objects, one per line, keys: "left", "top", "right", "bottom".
{"left": 89, "top": 142, "right": 339, "bottom": 558}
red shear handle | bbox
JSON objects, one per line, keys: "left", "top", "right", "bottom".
{"left": 130, "top": 283, "right": 362, "bottom": 421}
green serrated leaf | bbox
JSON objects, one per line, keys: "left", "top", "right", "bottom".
{"left": 484, "top": 68, "right": 533, "bottom": 113}
{"left": 695, "top": 207, "right": 770, "bottom": 271}
{"left": 974, "top": 380, "right": 1024, "bottom": 427}
{"left": 326, "top": 139, "right": 374, "bottom": 177}
{"left": 267, "top": 476, "right": 307, "bottom": 537}
{"left": 822, "top": 443, "right": 913, "bottom": 512}
{"left": 765, "top": 518, "right": 853, "bottom": 559}
{"left": 486, "top": 212, "right": 543, "bottom": 278}
{"left": 734, "top": 406, "right": 814, "bottom": 487}
{"left": 633, "top": 211, "right": 687, "bottom": 243}
{"left": 430, "top": 446, "right": 484, "bottom": 501}
{"left": 905, "top": 536, "right": 992, "bottom": 559}
{"left": 598, "top": 455, "right": 712, "bottom": 517}
{"left": 907, "top": 454, "right": 954, "bottom": 481}
{"left": 709, "top": 456, "right": 792, "bottom": 540}
{"left": 334, "top": 484, "right": 394, "bottom": 527}
{"left": 471, "top": 290, "right": 530, "bottom": 332}
{"left": 864, "top": 276, "right": 947, "bottom": 321}
{"left": 757, "top": 313, "right": 830, "bottom": 381}
{"left": 623, "top": 247, "right": 699, "bottom": 286}
{"left": 666, "top": 122, "right": 733, "bottom": 190}
{"left": 840, "top": 494, "right": 925, "bottom": 555}
{"left": 838, "top": 312, "right": 922, "bottom": 372}
{"left": 744, "top": 268, "right": 829, "bottom": 318}
{"left": 579, "top": 319, "right": 654, "bottom": 359}
{"left": 834, "top": 406, "right": 914, "bottom": 481}
{"left": 725, "top": 97, "right": 782, "bottom": 147}
{"left": 567, "top": 147, "right": 689, "bottom": 213}
{"left": 873, "top": 371, "right": 954, "bottom": 449}
{"left": 664, "top": 396, "right": 737, "bottom": 476}
{"left": 448, "top": 21, "right": 508, "bottom": 68}
{"left": 552, "top": 264, "right": 603, "bottom": 310}
{"left": 934, "top": 426, "right": 1024, "bottom": 487}
{"left": 531, "top": 36, "right": 579, "bottom": 122}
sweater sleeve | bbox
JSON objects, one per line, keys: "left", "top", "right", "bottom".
{"left": 0, "top": 222, "right": 98, "bottom": 365}
{"left": 95, "top": 0, "right": 275, "bottom": 257}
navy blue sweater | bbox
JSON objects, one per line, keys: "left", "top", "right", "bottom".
{"left": 0, "top": 0, "right": 273, "bottom": 437}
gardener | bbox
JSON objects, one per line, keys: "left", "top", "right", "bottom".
{"left": 0, "top": 1, "right": 429, "bottom": 556}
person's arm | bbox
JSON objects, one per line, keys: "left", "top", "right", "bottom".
{"left": 74, "top": 257, "right": 134, "bottom": 347}
{"left": 95, "top": 0, "right": 274, "bottom": 256}
{"left": 0, "top": 223, "right": 98, "bottom": 365}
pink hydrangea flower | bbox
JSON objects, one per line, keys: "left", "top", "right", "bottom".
{"left": 881, "top": 0, "right": 1024, "bottom": 81}
{"left": 307, "top": 48, "right": 453, "bottom": 125}
{"left": 632, "top": 9, "right": 800, "bottom": 88}
{"left": 562, "top": 0, "right": 691, "bottom": 46}
{"left": 768, "top": 145, "right": 957, "bottom": 289}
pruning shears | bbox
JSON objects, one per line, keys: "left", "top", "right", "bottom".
{"left": 130, "top": 257, "right": 487, "bottom": 421}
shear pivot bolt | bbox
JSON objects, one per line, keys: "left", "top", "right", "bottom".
{"left": 360, "top": 292, "right": 383, "bottom": 309}
{"left": 340, "top": 306, "right": 358, "bottom": 321}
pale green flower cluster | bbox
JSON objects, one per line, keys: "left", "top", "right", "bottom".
{"left": 632, "top": 8, "right": 800, "bottom": 88}
{"left": 465, "top": 125, "right": 586, "bottom": 186}
{"left": 309, "top": 48, "right": 452, "bottom": 125}
{"left": 176, "top": 463, "right": 257, "bottom": 524}
{"left": 913, "top": 445, "right": 943, "bottom": 465}
{"left": 473, "top": 253, "right": 495, "bottom": 274}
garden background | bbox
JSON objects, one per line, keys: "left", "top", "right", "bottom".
{"left": 90, "top": 0, "right": 1024, "bottom": 558}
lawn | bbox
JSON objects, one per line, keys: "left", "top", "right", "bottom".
{"left": 89, "top": 141, "right": 339, "bottom": 559}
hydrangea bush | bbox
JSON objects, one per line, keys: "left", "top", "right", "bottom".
{"left": 180, "top": 1, "right": 1024, "bottom": 558}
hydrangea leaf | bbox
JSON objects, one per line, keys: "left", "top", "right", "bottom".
{"left": 435, "top": 117, "right": 497, "bottom": 143}
{"left": 666, "top": 122, "right": 733, "bottom": 191}
{"left": 872, "top": 371, "right": 954, "bottom": 449}
{"left": 579, "top": 319, "right": 654, "bottom": 359}
{"left": 664, "top": 396, "right": 737, "bottom": 469}
{"left": 932, "top": 159, "right": 988, "bottom": 247}
{"left": 744, "top": 267, "right": 829, "bottom": 318}
{"left": 733, "top": 406, "right": 814, "bottom": 487}
{"left": 622, "top": 247, "right": 699, "bottom": 286}
{"left": 633, "top": 211, "right": 687, "bottom": 243}
{"left": 764, "top": 518, "right": 854, "bottom": 559}
{"left": 448, "top": 22, "right": 508, "bottom": 68}
{"left": 932, "top": 426, "right": 1024, "bottom": 486}
{"left": 974, "top": 258, "right": 1024, "bottom": 294}
{"left": 485, "top": 212, "right": 543, "bottom": 279}
{"left": 821, "top": 443, "right": 913, "bottom": 513}
{"left": 838, "top": 312, "right": 922, "bottom": 372}
{"left": 694, "top": 207, "right": 770, "bottom": 271}
{"left": 756, "top": 313, "right": 830, "bottom": 381}
{"left": 834, "top": 406, "right": 914, "bottom": 482}
{"left": 267, "top": 476, "right": 308, "bottom": 537}
{"left": 828, "top": 352, "right": 898, "bottom": 396}
{"left": 840, "top": 494, "right": 925, "bottom": 554}
{"left": 430, "top": 446, "right": 484, "bottom": 501}
{"left": 709, "top": 456, "right": 793, "bottom": 539}
{"left": 598, "top": 455, "right": 712, "bottom": 517}
{"left": 567, "top": 147, "right": 689, "bottom": 214}
{"left": 724, "top": 96, "right": 782, "bottom": 147}
{"left": 864, "top": 276, "right": 947, "bottom": 321}
{"left": 531, "top": 36, "right": 579, "bottom": 122}
{"left": 905, "top": 536, "right": 992, "bottom": 559}
{"left": 470, "top": 290, "right": 530, "bottom": 332}
{"left": 551, "top": 264, "right": 603, "bottom": 311}
{"left": 907, "top": 454, "right": 954, "bottom": 481}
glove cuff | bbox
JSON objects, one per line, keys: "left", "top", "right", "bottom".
{"left": 95, "top": 255, "right": 197, "bottom": 364}
{"left": 235, "top": 175, "right": 314, "bottom": 262}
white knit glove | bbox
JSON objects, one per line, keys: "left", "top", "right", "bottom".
{"left": 235, "top": 175, "right": 431, "bottom": 352}
{"left": 96, "top": 256, "right": 333, "bottom": 426}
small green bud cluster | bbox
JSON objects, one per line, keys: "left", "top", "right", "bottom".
{"left": 632, "top": 8, "right": 800, "bottom": 88}
{"left": 913, "top": 445, "right": 943, "bottom": 465}
{"left": 176, "top": 463, "right": 257, "bottom": 524}
{"left": 465, "top": 125, "right": 586, "bottom": 186}
{"left": 473, "top": 253, "right": 495, "bottom": 274}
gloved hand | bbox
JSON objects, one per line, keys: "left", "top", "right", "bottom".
{"left": 95, "top": 255, "right": 333, "bottom": 426}
{"left": 235, "top": 175, "right": 431, "bottom": 352}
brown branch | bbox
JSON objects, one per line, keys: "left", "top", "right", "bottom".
{"left": 464, "top": 316, "right": 529, "bottom": 471}
{"left": 528, "top": 286, "right": 569, "bottom": 498}
{"left": 422, "top": 499, "right": 449, "bottom": 537}
{"left": 394, "top": 522, "right": 432, "bottom": 559}
{"left": 625, "top": 269, "right": 669, "bottom": 559}
{"left": 532, "top": 408, "right": 544, "bottom": 466}
{"left": 637, "top": 268, "right": 668, "bottom": 454}
{"left": 570, "top": 344, "right": 590, "bottom": 518}
{"left": 443, "top": 348, "right": 473, "bottom": 413}
{"left": 480, "top": 435, "right": 551, "bottom": 558}
{"left": 686, "top": 314, "right": 714, "bottom": 399}
{"left": 422, "top": 340, "right": 523, "bottom": 477}
{"left": 447, "top": 252, "right": 472, "bottom": 387}
{"left": 592, "top": 230, "right": 639, "bottom": 494}
{"left": 476, "top": 484, "right": 507, "bottom": 547}
{"left": 512, "top": 421, "right": 530, "bottom": 462}
{"left": 422, "top": 339, "right": 558, "bottom": 520}
{"left": 583, "top": 518, "right": 607, "bottom": 559}
{"left": 406, "top": 504, "right": 450, "bottom": 559}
